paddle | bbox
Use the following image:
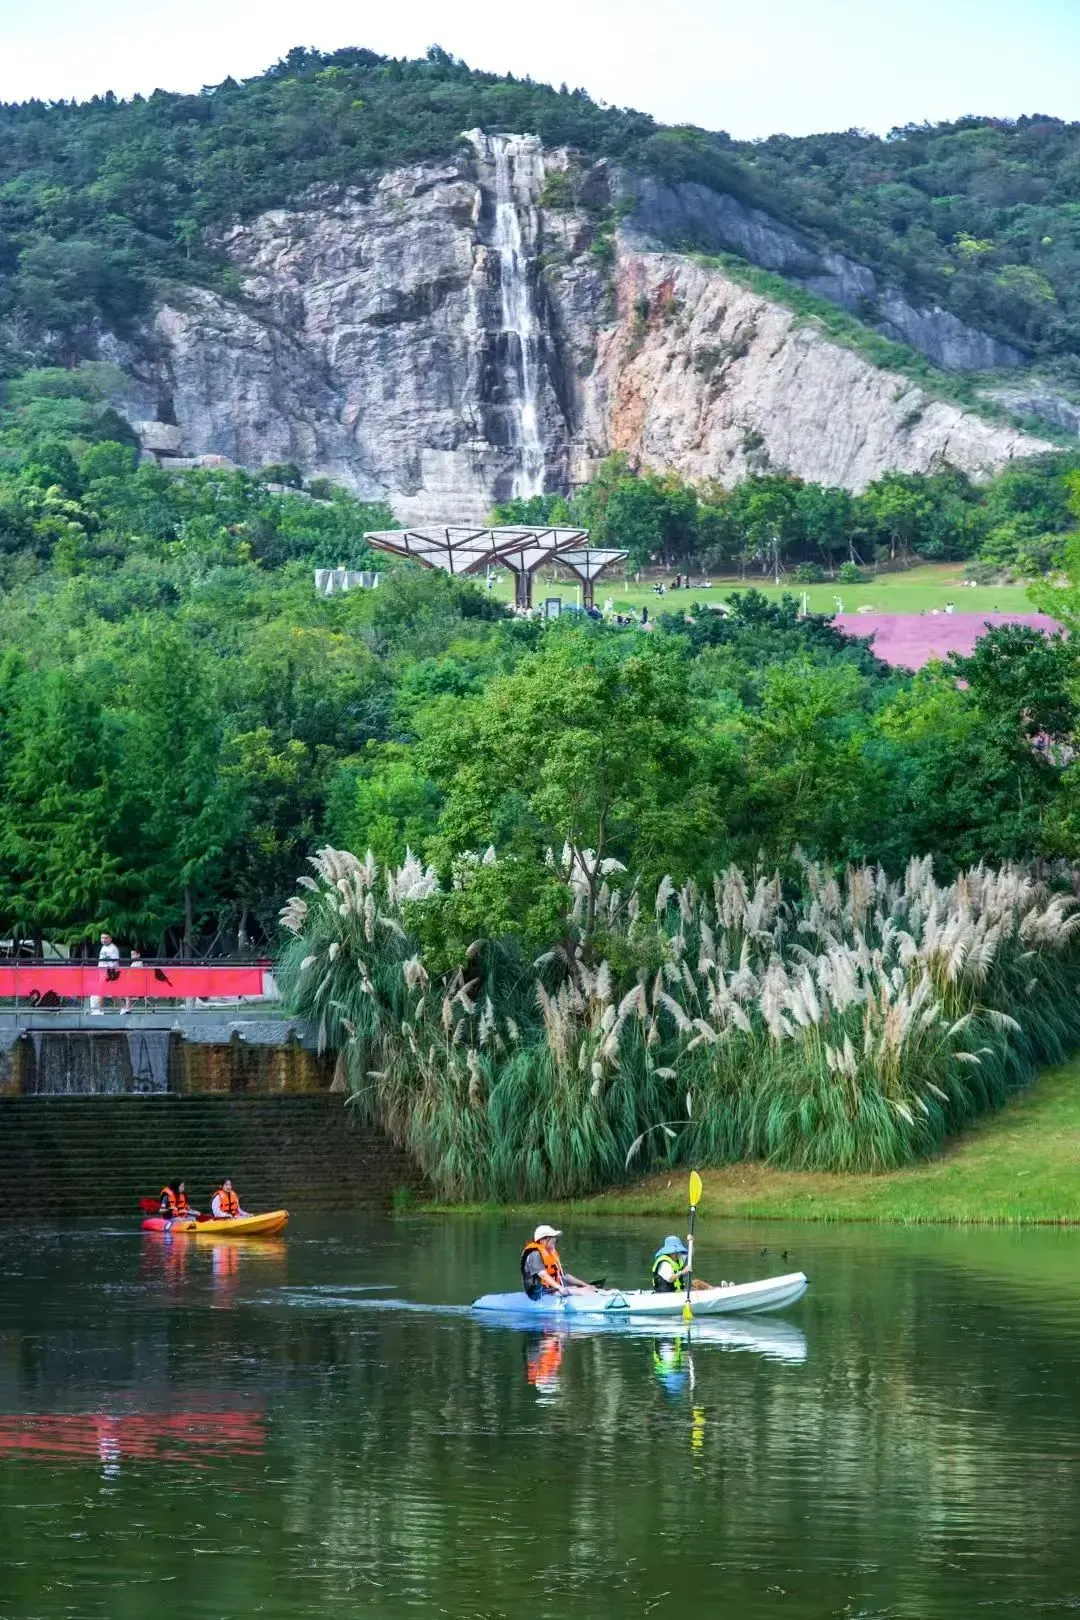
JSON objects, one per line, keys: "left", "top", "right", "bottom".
{"left": 683, "top": 1170, "right": 703, "bottom": 1323}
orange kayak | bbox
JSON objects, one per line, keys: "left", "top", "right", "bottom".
{"left": 193, "top": 1210, "right": 289, "bottom": 1239}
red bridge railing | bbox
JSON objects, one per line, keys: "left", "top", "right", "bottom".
{"left": 0, "top": 963, "right": 275, "bottom": 1002}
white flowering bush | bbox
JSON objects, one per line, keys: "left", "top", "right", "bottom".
{"left": 278, "top": 847, "right": 1080, "bottom": 1196}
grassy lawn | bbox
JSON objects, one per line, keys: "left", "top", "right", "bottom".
{"left": 485, "top": 562, "right": 1037, "bottom": 618}
{"left": 440, "top": 1060, "right": 1080, "bottom": 1226}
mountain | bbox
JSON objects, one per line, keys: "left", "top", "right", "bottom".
{"left": 1, "top": 47, "right": 1075, "bottom": 515}
{"left": 97, "top": 137, "right": 1048, "bottom": 521}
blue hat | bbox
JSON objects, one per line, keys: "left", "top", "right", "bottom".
{"left": 655, "top": 1234, "right": 688, "bottom": 1258}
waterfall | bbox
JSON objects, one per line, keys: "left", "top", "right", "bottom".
{"left": 472, "top": 132, "right": 547, "bottom": 501}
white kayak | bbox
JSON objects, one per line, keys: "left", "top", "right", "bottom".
{"left": 472, "top": 1270, "right": 808, "bottom": 1319}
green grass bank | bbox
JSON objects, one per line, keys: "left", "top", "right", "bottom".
{"left": 499, "top": 562, "right": 1035, "bottom": 618}
{"left": 437, "top": 1060, "right": 1080, "bottom": 1226}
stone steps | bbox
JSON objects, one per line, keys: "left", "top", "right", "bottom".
{"left": 0, "top": 1096, "right": 424, "bottom": 1218}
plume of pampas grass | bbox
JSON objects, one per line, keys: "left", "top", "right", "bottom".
{"left": 278, "top": 848, "right": 1080, "bottom": 1193}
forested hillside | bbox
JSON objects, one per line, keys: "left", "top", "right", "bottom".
{"left": 496, "top": 449, "right": 1080, "bottom": 578}
{"left": 2, "top": 45, "right": 1080, "bottom": 374}
{"left": 2, "top": 363, "right": 1080, "bottom": 963}
{"left": 6, "top": 51, "right": 1080, "bottom": 1188}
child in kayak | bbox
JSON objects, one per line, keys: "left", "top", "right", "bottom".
{"left": 651, "top": 1235, "right": 713, "bottom": 1292}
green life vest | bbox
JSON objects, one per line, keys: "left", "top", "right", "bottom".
{"left": 652, "top": 1253, "right": 685, "bottom": 1292}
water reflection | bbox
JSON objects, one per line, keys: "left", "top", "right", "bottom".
{"left": 137, "top": 1229, "right": 287, "bottom": 1306}
{"left": 651, "top": 1337, "right": 691, "bottom": 1397}
{"left": 0, "top": 1409, "right": 266, "bottom": 1466}
{"left": 0, "top": 1217, "right": 1078, "bottom": 1620}
{"left": 525, "top": 1332, "right": 564, "bottom": 1400}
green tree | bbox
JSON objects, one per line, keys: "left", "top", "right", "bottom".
{"left": 0, "top": 661, "right": 129, "bottom": 942}
{"left": 114, "top": 623, "right": 236, "bottom": 951}
{"left": 419, "top": 631, "right": 723, "bottom": 930}
{"left": 730, "top": 660, "right": 882, "bottom": 863}
{"left": 794, "top": 483, "right": 856, "bottom": 574}
{"left": 326, "top": 742, "right": 442, "bottom": 870}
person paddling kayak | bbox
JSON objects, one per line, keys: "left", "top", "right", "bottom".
{"left": 520, "top": 1224, "right": 594, "bottom": 1300}
{"left": 651, "top": 1235, "right": 713, "bottom": 1293}
{"left": 158, "top": 1180, "right": 198, "bottom": 1220}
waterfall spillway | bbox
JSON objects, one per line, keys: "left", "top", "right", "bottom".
{"left": 473, "top": 132, "right": 547, "bottom": 501}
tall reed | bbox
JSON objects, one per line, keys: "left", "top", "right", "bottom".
{"left": 278, "top": 848, "right": 1080, "bottom": 1197}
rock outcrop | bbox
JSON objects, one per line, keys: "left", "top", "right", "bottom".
{"left": 617, "top": 172, "right": 1025, "bottom": 374}
{"left": 564, "top": 252, "right": 1049, "bottom": 491}
{"left": 107, "top": 143, "right": 1053, "bottom": 522}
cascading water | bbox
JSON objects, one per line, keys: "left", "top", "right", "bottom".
{"left": 471, "top": 132, "right": 547, "bottom": 501}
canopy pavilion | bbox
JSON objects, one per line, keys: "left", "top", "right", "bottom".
{"left": 363, "top": 526, "right": 623, "bottom": 610}
{"left": 554, "top": 548, "right": 630, "bottom": 610}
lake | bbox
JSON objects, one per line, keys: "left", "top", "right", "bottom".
{"left": 0, "top": 1214, "right": 1076, "bottom": 1618}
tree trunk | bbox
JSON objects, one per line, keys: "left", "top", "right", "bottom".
{"left": 183, "top": 886, "right": 193, "bottom": 961}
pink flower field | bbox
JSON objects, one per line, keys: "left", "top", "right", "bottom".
{"left": 833, "top": 612, "right": 1063, "bottom": 670}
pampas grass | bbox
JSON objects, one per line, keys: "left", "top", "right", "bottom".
{"left": 278, "top": 847, "right": 1080, "bottom": 1197}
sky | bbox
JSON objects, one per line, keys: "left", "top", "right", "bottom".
{"left": 1, "top": 0, "right": 1078, "bottom": 140}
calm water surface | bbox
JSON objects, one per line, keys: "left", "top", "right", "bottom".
{"left": 0, "top": 1214, "right": 1077, "bottom": 1618}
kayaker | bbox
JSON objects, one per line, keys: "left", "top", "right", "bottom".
{"left": 651, "top": 1235, "right": 712, "bottom": 1293}
{"left": 159, "top": 1180, "right": 198, "bottom": 1220}
{"left": 211, "top": 1178, "right": 248, "bottom": 1220}
{"left": 520, "top": 1224, "right": 593, "bottom": 1299}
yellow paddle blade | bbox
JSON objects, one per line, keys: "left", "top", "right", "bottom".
{"left": 688, "top": 1170, "right": 703, "bottom": 1209}
{"left": 682, "top": 1297, "right": 693, "bottom": 1322}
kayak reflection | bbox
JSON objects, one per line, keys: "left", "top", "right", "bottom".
{"left": 485, "top": 1311, "right": 807, "bottom": 1363}
{"left": 139, "top": 1231, "right": 286, "bottom": 1303}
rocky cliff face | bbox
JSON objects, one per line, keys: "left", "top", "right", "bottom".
{"left": 108, "top": 143, "right": 1052, "bottom": 521}
{"left": 617, "top": 173, "right": 1025, "bottom": 375}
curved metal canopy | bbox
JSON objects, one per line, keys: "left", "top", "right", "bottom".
{"left": 363, "top": 526, "right": 592, "bottom": 607}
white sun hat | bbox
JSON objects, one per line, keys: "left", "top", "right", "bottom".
{"left": 533, "top": 1224, "right": 562, "bottom": 1241}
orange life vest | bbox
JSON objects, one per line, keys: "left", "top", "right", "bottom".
{"left": 216, "top": 1187, "right": 240, "bottom": 1217}
{"left": 520, "top": 1240, "right": 564, "bottom": 1290}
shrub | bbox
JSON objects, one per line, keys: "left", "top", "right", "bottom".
{"left": 278, "top": 847, "right": 1080, "bottom": 1198}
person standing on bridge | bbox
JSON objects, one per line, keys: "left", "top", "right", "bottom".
{"left": 121, "top": 948, "right": 145, "bottom": 1015}
{"left": 89, "top": 932, "right": 120, "bottom": 1015}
